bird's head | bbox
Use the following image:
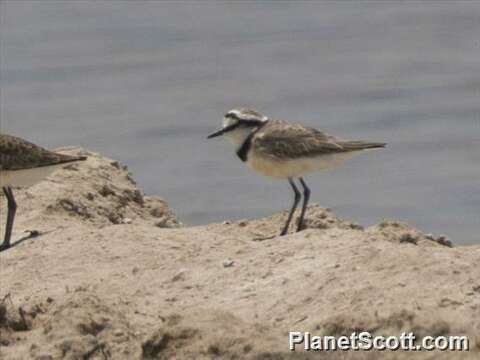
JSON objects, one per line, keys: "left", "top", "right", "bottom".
{"left": 207, "top": 108, "right": 268, "bottom": 147}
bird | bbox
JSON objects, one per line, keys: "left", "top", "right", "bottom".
{"left": 0, "top": 134, "right": 87, "bottom": 252}
{"left": 207, "top": 108, "right": 386, "bottom": 237}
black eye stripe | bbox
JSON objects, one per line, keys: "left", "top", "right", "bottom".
{"left": 225, "top": 112, "right": 238, "bottom": 120}
{"left": 222, "top": 122, "right": 241, "bottom": 133}
{"left": 222, "top": 119, "right": 265, "bottom": 134}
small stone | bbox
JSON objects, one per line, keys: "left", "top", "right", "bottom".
{"left": 436, "top": 235, "right": 453, "bottom": 248}
{"left": 223, "top": 259, "right": 235, "bottom": 268}
{"left": 399, "top": 233, "right": 418, "bottom": 245}
{"left": 155, "top": 218, "right": 169, "bottom": 228}
{"left": 110, "top": 161, "right": 122, "bottom": 169}
{"left": 122, "top": 218, "right": 133, "bottom": 224}
{"left": 349, "top": 223, "right": 364, "bottom": 231}
{"left": 132, "top": 266, "right": 140, "bottom": 275}
{"left": 25, "top": 230, "right": 40, "bottom": 237}
{"left": 171, "top": 270, "right": 186, "bottom": 282}
{"left": 222, "top": 220, "right": 231, "bottom": 225}
{"left": 155, "top": 216, "right": 177, "bottom": 228}
{"left": 99, "top": 185, "right": 115, "bottom": 197}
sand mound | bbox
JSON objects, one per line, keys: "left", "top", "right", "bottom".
{"left": 1, "top": 147, "right": 178, "bottom": 232}
{"left": 1, "top": 291, "right": 136, "bottom": 359}
{"left": 1, "top": 149, "right": 479, "bottom": 359}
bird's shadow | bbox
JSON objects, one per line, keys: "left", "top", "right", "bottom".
{"left": 0, "top": 230, "right": 51, "bottom": 253}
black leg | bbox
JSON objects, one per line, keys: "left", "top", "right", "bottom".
{"left": 280, "top": 178, "right": 301, "bottom": 236}
{"left": 1, "top": 186, "right": 17, "bottom": 251}
{"left": 296, "top": 177, "right": 311, "bottom": 232}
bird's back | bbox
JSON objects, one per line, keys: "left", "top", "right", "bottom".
{"left": 252, "top": 120, "right": 385, "bottom": 160}
{"left": 0, "top": 134, "right": 86, "bottom": 171}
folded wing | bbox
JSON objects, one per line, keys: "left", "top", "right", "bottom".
{"left": 254, "top": 121, "right": 385, "bottom": 160}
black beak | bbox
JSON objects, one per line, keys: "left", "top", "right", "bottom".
{"left": 207, "top": 128, "right": 226, "bottom": 139}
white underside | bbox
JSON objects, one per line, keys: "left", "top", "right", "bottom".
{"left": 0, "top": 164, "right": 63, "bottom": 188}
{"left": 247, "top": 150, "right": 375, "bottom": 179}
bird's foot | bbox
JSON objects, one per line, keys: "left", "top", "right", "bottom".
{"left": 296, "top": 220, "right": 307, "bottom": 232}
{"left": 0, "top": 243, "right": 11, "bottom": 252}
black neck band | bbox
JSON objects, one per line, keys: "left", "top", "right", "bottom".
{"left": 236, "top": 121, "right": 268, "bottom": 162}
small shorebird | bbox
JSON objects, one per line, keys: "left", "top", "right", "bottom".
{"left": 208, "top": 108, "right": 386, "bottom": 236}
{"left": 0, "top": 134, "right": 86, "bottom": 251}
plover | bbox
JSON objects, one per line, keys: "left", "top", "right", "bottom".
{"left": 207, "top": 108, "right": 386, "bottom": 236}
{"left": 0, "top": 134, "right": 86, "bottom": 251}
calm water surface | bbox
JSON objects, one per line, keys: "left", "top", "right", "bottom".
{"left": 1, "top": 1, "right": 479, "bottom": 244}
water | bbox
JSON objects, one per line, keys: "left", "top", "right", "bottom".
{"left": 1, "top": 1, "right": 479, "bottom": 244}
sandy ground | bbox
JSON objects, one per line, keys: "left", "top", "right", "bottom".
{"left": 1, "top": 149, "right": 479, "bottom": 360}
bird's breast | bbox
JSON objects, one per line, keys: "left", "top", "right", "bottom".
{"left": 246, "top": 150, "right": 367, "bottom": 179}
{"left": 0, "top": 164, "right": 62, "bottom": 188}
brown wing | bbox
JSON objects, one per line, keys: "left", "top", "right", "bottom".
{"left": 0, "top": 134, "right": 86, "bottom": 171}
{"left": 252, "top": 121, "right": 345, "bottom": 160}
{"left": 253, "top": 120, "right": 386, "bottom": 159}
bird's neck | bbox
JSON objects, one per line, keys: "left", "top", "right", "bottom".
{"left": 235, "top": 121, "right": 268, "bottom": 162}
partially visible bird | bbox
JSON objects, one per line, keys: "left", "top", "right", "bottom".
{"left": 0, "top": 134, "right": 87, "bottom": 251}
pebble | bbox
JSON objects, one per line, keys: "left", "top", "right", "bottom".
{"left": 223, "top": 259, "right": 235, "bottom": 268}
{"left": 171, "top": 270, "right": 186, "bottom": 282}
{"left": 436, "top": 235, "right": 453, "bottom": 248}
{"left": 399, "top": 233, "right": 418, "bottom": 245}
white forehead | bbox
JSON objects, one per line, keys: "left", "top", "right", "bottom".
{"left": 229, "top": 109, "right": 244, "bottom": 118}
{"left": 223, "top": 108, "right": 268, "bottom": 127}
{"left": 222, "top": 109, "right": 240, "bottom": 127}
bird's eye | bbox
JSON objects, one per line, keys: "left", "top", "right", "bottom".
{"left": 223, "top": 117, "right": 238, "bottom": 128}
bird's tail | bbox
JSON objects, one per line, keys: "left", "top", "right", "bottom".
{"left": 339, "top": 141, "right": 386, "bottom": 151}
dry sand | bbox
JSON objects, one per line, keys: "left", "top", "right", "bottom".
{"left": 1, "top": 148, "right": 479, "bottom": 360}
